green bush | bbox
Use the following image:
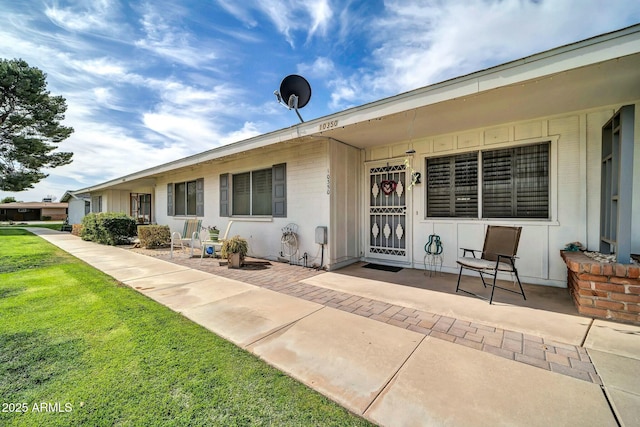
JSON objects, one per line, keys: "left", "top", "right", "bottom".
{"left": 137, "top": 225, "right": 171, "bottom": 248}
{"left": 71, "top": 223, "right": 83, "bottom": 236}
{"left": 81, "top": 212, "right": 137, "bottom": 245}
{"left": 220, "top": 235, "right": 249, "bottom": 259}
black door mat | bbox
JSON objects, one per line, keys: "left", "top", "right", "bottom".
{"left": 363, "top": 263, "right": 403, "bottom": 273}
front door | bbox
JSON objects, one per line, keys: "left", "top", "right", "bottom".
{"left": 367, "top": 161, "right": 409, "bottom": 264}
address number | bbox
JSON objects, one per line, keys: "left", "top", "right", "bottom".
{"left": 319, "top": 120, "right": 338, "bottom": 131}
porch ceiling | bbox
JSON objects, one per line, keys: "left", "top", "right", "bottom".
{"left": 316, "top": 53, "right": 640, "bottom": 150}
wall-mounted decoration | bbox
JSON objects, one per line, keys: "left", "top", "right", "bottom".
{"left": 380, "top": 179, "right": 397, "bottom": 195}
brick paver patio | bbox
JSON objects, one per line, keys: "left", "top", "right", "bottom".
{"left": 130, "top": 246, "right": 601, "bottom": 384}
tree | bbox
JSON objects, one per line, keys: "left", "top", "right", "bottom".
{"left": 1, "top": 196, "right": 17, "bottom": 203}
{"left": 0, "top": 58, "right": 73, "bottom": 191}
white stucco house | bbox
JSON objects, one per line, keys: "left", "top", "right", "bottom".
{"left": 66, "top": 24, "right": 640, "bottom": 288}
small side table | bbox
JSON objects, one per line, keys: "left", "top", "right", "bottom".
{"left": 200, "top": 240, "right": 219, "bottom": 261}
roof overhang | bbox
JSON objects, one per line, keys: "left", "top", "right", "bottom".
{"left": 72, "top": 24, "right": 640, "bottom": 195}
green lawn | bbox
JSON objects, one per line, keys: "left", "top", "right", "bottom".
{"left": 0, "top": 229, "right": 372, "bottom": 426}
{"left": 0, "top": 223, "right": 62, "bottom": 231}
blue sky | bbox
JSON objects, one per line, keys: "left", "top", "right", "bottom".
{"left": 1, "top": 0, "right": 639, "bottom": 202}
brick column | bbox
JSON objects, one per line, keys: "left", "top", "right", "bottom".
{"left": 561, "top": 251, "right": 640, "bottom": 324}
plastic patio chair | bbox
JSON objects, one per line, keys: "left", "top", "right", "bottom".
{"left": 455, "top": 225, "right": 526, "bottom": 304}
{"left": 200, "top": 221, "right": 234, "bottom": 260}
{"left": 170, "top": 219, "right": 202, "bottom": 258}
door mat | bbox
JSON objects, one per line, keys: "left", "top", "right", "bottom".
{"left": 363, "top": 263, "right": 403, "bottom": 273}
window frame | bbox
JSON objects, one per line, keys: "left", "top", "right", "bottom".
{"left": 167, "top": 178, "right": 204, "bottom": 217}
{"left": 232, "top": 167, "right": 273, "bottom": 216}
{"left": 221, "top": 163, "right": 286, "bottom": 218}
{"left": 425, "top": 141, "right": 552, "bottom": 220}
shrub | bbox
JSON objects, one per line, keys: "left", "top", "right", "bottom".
{"left": 40, "top": 215, "right": 52, "bottom": 221}
{"left": 81, "top": 212, "right": 137, "bottom": 245}
{"left": 71, "top": 224, "right": 83, "bottom": 236}
{"left": 137, "top": 225, "right": 171, "bottom": 248}
{"left": 220, "top": 235, "right": 249, "bottom": 259}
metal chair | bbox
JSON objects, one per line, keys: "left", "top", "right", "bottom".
{"left": 455, "top": 226, "right": 526, "bottom": 304}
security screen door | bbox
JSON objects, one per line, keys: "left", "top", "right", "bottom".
{"left": 367, "top": 161, "right": 409, "bottom": 263}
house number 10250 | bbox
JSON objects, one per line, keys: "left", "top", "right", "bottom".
{"left": 319, "top": 120, "right": 338, "bottom": 131}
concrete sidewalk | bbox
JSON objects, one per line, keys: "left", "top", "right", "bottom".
{"left": 31, "top": 229, "right": 640, "bottom": 426}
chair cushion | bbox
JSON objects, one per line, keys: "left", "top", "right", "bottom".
{"left": 457, "top": 257, "right": 514, "bottom": 272}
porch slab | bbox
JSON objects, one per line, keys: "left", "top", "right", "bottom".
{"left": 303, "top": 272, "right": 591, "bottom": 345}
{"left": 181, "top": 288, "right": 322, "bottom": 347}
{"left": 143, "top": 277, "right": 256, "bottom": 310}
{"left": 365, "top": 336, "right": 617, "bottom": 427}
{"left": 583, "top": 319, "right": 640, "bottom": 359}
{"left": 248, "top": 307, "right": 423, "bottom": 415}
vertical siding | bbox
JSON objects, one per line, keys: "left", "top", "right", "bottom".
{"left": 329, "top": 140, "right": 361, "bottom": 267}
{"left": 365, "top": 104, "right": 638, "bottom": 287}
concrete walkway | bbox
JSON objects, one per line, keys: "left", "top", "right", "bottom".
{"left": 31, "top": 229, "right": 640, "bottom": 426}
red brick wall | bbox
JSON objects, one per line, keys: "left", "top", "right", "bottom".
{"left": 561, "top": 251, "right": 640, "bottom": 324}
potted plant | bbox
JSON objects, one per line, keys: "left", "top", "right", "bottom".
{"left": 204, "top": 225, "right": 219, "bottom": 241}
{"left": 220, "top": 235, "right": 248, "bottom": 268}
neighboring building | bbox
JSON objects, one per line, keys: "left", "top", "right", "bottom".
{"left": 60, "top": 192, "right": 91, "bottom": 225}
{"left": 0, "top": 202, "right": 68, "bottom": 221}
{"left": 65, "top": 25, "right": 640, "bottom": 288}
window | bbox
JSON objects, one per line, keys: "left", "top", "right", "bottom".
{"left": 232, "top": 168, "right": 273, "bottom": 215}
{"left": 483, "top": 144, "right": 549, "bottom": 218}
{"left": 220, "top": 164, "right": 286, "bottom": 217}
{"left": 426, "top": 142, "right": 550, "bottom": 219}
{"left": 167, "top": 178, "right": 204, "bottom": 216}
{"left": 600, "top": 105, "right": 634, "bottom": 261}
{"left": 131, "top": 193, "right": 152, "bottom": 223}
{"left": 91, "top": 196, "right": 102, "bottom": 213}
{"left": 426, "top": 152, "right": 478, "bottom": 218}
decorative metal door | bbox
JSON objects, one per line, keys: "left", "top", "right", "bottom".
{"left": 367, "top": 161, "right": 409, "bottom": 263}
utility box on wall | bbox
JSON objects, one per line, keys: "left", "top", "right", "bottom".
{"left": 315, "top": 226, "right": 327, "bottom": 245}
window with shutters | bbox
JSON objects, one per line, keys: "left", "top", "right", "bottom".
{"left": 426, "top": 142, "right": 549, "bottom": 219}
{"left": 167, "top": 178, "right": 204, "bottom": 216}
{"left": 222, "top": 164, "right": 286, "bottom": 217}
{"left": 427, "top": 153, "right": 478, "bottom": 217}
{"left": 483, "top": 143, "right": 549, "bottom": 218}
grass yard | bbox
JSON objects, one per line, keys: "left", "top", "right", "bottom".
{"left": 0, "top": 229, "right": 373, "bottom": 426}
{"left": 0, "top": 223, "right": 62, "bottom": 231}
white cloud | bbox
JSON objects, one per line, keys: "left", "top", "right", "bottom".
{"left": 298, "top": 57, "right": 336, "bottom": 79}
{"left": 215, "top": 0, "right": 335, "bottom": 47}
{"left": 135, "top": 3, "right": 217, "bottom": 68}
{"left": 328, "top": 0, "right": 640, "bottom": 108}
{"left": 216, "top": 0, "right": 258, "bottom": 27}
{"left": 44, "top": 0, "right": 129, "bottom": 36}
{"left": 304, "top": 0, "right": 333, "bottom": 40}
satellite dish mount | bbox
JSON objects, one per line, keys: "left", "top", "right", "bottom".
{"left": 274, "top": 74, "right": 311, "bottom": 123}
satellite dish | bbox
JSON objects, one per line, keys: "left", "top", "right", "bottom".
{"left": 274, "top": 74, "right": 311, "bottom": 122}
